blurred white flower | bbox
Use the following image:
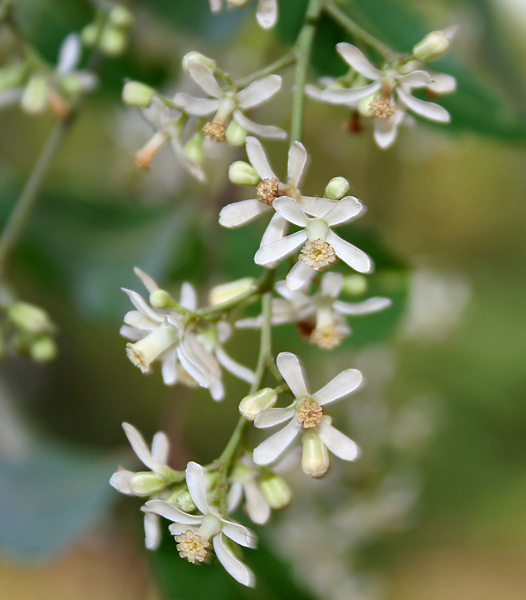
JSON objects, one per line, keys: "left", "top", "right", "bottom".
{"left": 209, "top": 0, "right": 278, "bottom": 30}
{"left": 227, "top": 455, "right": 271, "bottom": 525}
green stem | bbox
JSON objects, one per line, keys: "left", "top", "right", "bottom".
{"left": 237, "top": 51, "right": 297, "bottom": 88}
{"left": 290, "top": 0, "right": 324, "bottom": 142}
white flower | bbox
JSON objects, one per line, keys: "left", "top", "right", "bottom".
{"left": 254, "top": 196, "right": 372, "bottom": 290}
{"left": 145, "top": 461, "right": 257, "bottom": 587}
{"left": 209, "top": 0, "right": 278, "bottom": 30}
{"left": 110, "top": 423, "right": 180, "bottom": 550}
{"left": 174, "top": 61, "right": 286, "bottom": 142}
{"left": 252, "top": 352, "right": 362, "bottom": 475}
{"left": 227, "top": 455, "right": 271, "bottom": 525}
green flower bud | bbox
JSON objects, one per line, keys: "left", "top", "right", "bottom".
{"left": 149, "top": 289, "right": 175, "bottom": 309}
{"left": 324, "top": 176, "right": 350, "bottom": 200}
{"left": 239, "top": 388, "right": 277, "bottom": 421}
{"left": 209, "top": 277, "right": 255, "bottom": 306}
{"left": 0, "top": 61, "right": 27, "bottom": 92}
{"left": 413, "top": 30, "right": 451, "bottom": 62}
{"left": 30, "top": 336, "right": 57, "bottom": 363}
{"left": 259, "top": 470, "right": 292, "bottom": 509}
{"left": 100, "top": 26, "right": 127, "bottom": 56}
{"left": 166, "top": 485, "right": 197, "bottom": 512}
{"left": 109, "top": 6, "right": 134, "bottom": 29}
{"left": 228, "top": 0, "right": 250, "bottom": 6}
{"left": 228, "top": 161, "right": 260, "bottom": 186}
{"left": 183, "top": 132, "right": 204, "bottom": 164}
{"left": 8, "top": 302, "right": 54, "bottom": 334}
{"left": 21, "top": 75, "right": 49, "bottom": 115}
{"left": 181, "top": 52, "right": 216, "bottom": 74}
{"left": 81, "top": 24, "right": 100, "bottom": 47}
{"left": 129, "top": 471, "right": 166, "bottom": 496}
{"left": 225, "top": 119, "right": 247, "bottom": 147}
{"left": 122, "top": 81, "right": 155, "bottom": 107}
{"left": 341, "top": 274, "right": 368, "bottom": 296}
{"left": 301, "top": 430, "right": 330, "bottom": 478}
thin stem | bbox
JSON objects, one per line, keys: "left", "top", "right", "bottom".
{"left": 290, "top": 0, "right": 324, "bottom": 142}
{"left": 237, "top": 51, "right": 297, "bottom": 88}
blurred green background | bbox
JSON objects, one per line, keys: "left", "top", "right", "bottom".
{"left": 0, "top": 0, "right": 525, "bottom": 598}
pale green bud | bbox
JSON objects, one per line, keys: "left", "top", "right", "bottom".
{"left": 301, "top": 430, "right": 330, "bottom": 478}
{"left": 228, "top": 0, "right": 250, "bottom": 6}
{"left": 9, "top": 302, "right": 54, "bottom": 334}
{"left": 21, "top": 75, "right": 49, "bottom": 114}
{"left": 122, "top": 81, "right": 155, "bottom": 107}
{"left": 228, "top": 161, "right": 260, "bottom": 186}
{"left": 166, "top": 485, "right": 197, "bottom": 512}
{"left": 0, "top": 61, "right": 27, "bottom": 91}
{"left": 59, "top": 74, "right": 84, "bottom": 96}
{"left": 341, "top": 274, "right": 368, "bottom": 296}
{"left": 209, "top": 277, "right": 255, "bottom": 306}
{"left": 413, "top": 30, "right": 451, "bottom": 62}
{"left": 324, "top": 176, "right": 350, "bottom": 200}
{"left": 183, "top": 132, "right": 204, "bottom": 164}
{"left": 30, "top": 336, "right": 57, "bottom": 363}
{"left": 239, "top": 388, "right": 277, "bottom": 421}
{"left": 100, "top": 26, "right": 127, "bottom": 56}
{"left": 129, "top": 471, "right": 166, "bottom": 496}
{"left": 149, "top": 289, "right": 174, "bottom": 309}
{"left": 81, "top": 24, "right": 100, "bottom": 47}
{"left": 181, "top": 52, "right": 216, "bottom": 73}
{"left": 109, "top": 6, "right": 134, "bottom": 29}
{"left": 259, "top": 470, "right": 292, "bottom": 509}
{"left": 225, "top": 119, "right": 247, "bottom": 147}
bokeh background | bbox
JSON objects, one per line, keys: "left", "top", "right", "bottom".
{"left": 0, "top": 0, "right": 525, "bottom": 598}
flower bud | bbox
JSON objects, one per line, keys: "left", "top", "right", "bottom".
{"left": 228, "top": 0, "right": 250, "bottom": 6}
{"left": 240, "top": 388, "right": 277, "bottom": 421}
{"left": 122, "top": 81, "right": 155, "bottom": 107}
{"left": 324, "top": 176, "right": 350, "bottom": 200}
{"left": 259, "top": 470, "right": 292, "bottom": 509}
{"left": 8, "top": 302, "right": 54, "bottom": 334}
{"left": 21, "top": 75, "right": 49, "bottom": 114}
{"left": 129, "top": 471, "right": 166, "bottom": 496}
{"left": 149, "top": 289, "right": 174, "bottom": 308}
{"left": 209, "top": 277, "right": 255, "bottom": 306}
{"left": 109, "top": 6, "right": 134, "bottom": 29}
{"left": 182, "top": 52, "right": 216, "bottom": 74}
{"left": 341, "top": 274, "right": 368, "bottom": 296}
{"left": 167, "top": 485, "right": 197, "bottom": 512}
{"left": 301, "top": 430, "right": 330, "bottom": 478}
{"left": 30, "top": 336, "right": 57, "bottom": 363}
{"left": 413, "top": 30, "right": 451, "bottom": 62}
{"left": 0, "top": 61, "right": 27, "bottom": 91}
{"left": 228, "top": 161, "right": 260, "bottom": 186}
{"left": 183, "top": 132, "right": 204, "bottom": 164}
{"left": 81, "top": 24, "right": 99, "bottom": 47}
{"left": 225, "top": 119, "right": 247, "bottom": 147}
{"left": 100, "top": 26, "right": 127, "bottom": 56}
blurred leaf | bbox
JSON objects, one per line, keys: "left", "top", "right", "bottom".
{"left": 0, "top": 440, "right": 118, "bottom": 560}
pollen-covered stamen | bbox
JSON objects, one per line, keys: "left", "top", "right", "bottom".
{"left": 299, "top": 239, "right": 336, "bottom": 270}
{"left": 296, "top": 398, "right": 324, "bottom": 428}
{"left": 256, "top": 178, "right": 281, "bottom": 205}
{"left": 369, "top": 98, "right": 395, "bottom": 119}
{"left": 310, "top": 324, "right": 345, "bottom": 349}
{"left": 202, "top": 120, "right": 227, "bottom": 142}
{"left": 175, "top": 529, "right": 211, "bottom": 564}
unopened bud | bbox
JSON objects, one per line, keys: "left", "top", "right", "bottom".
{"left": 109, "top": 6, "right": 134, "bottom": 29}
{"left": 149, "top": 289, "right": 174, "bottom": 308}
{"left": 0, "top": 61, "right": 27, "bottom": 91}
{"left": 130, "top": 471, "right": 166, "bottom": 496}
{"left": 240, "top": 388, "right": 277, "bottom": 421}
{"left": 122, "top": 81, "right": 155, "bottom": 107}
{"left": 9, "top": 302, "right": 54, "bottom": 334}
{"left": 81, "top": 24, "right": 99, "bottom": 47}
{"left": 226, "top": 119, "right": 247, "bottom": 147}
{"left": 21, "top": 75, "right": 49, "bottom": 114}
{"left": 228, "top": 161, "right": 259, "bottom": 186}
{"left": 324, "top": 176, "right": 350, "bottom": 200}
{"left": 301, "top": 430, "right": 330, "bottom": 478}
{"left": 209, "top": 277, "right": 255, "bottom": 306}
{"left": 183, "top": 132, "right": 204, "bottom": 164}
{"left": 259, "top": 470, "right": 292, "bottom": 509}
{"left": 182, "top": 52, "right": 216, "bottom": 74}
{"left": 413, "top": 30, "right": 452, "bottom": 62}
{"left": 228, "top": 0, "right": 250, "bottom": 6}
{"left": 167, "top": 485, "right": 197, "bottom": 512}
{"left": 100, "top": 26, "right": 127, "bottom": 56}
{"left": 30, "top": 336, "right": 57, "bottom": 363}
{"left": 342, "top": 274, "right": 367, "bottom": 296}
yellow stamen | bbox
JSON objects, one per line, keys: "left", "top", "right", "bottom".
{"left": 299, "top": 239, "right": 336, "bottom": 270}
{"left": 296, "top": 398, "right": 324, "bottom": 428}
{"left": 256, "top": 178, "right": 281, "bottom": 205}
{"left": 175, "top": 530, "right": 211, "bottom": 564}
{"left": 310, "top": 324, "right": 345, "bottom": 349}
{"left": 202, "top": 120, "right": 226, "bottom": 142}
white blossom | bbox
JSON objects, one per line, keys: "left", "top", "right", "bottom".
{"left": 209, "top": 0, "right": 278, "bottom": 30}
{"left": 227, "top": 455, "right": 271, "bottom": 525}
{"left": 252, "top": 352, "right": 362, "bottom": 474}
{"left": 145, "top": 461, "right": 257, "bottom": 587}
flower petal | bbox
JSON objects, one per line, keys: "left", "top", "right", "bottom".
{"left": 244, "top": 480, "right": 271, "bottom": 524}
{"left": 323, "top": 196, "right": 364, "bottom": 226}
{"left": 215, "top": 346, "right": 255, "bottom": 384}
{"left": 185, "top": 461, "right": 211, "bottom": 514}
{"left": 276, "top": 352, "right": 309, "bottom": 398}
{"left": 219, "top": 199, "right": 270, "bottom": 228}
{"left": 144, "top": 513, "right": 161, "bottom": 550}
{"left": 253, "top": 419, "right": 302, "bottom": 465}
{"left": 151, "top": 431, "right": 170, "bottom": 463}
{"left": 144, "top": 499, "right": 202, "bottom": 524}
{"left": 256, "top": 0, "right": 278, "bottom": 29}
{"left": 312, "top": 369, "right": 363, "bottom": 405}
{"left": 326, "top": 230, "right": 372, "bottom": 273}
{"left": 122, "top": 289, "right": 164, "bottom": 323}
{"left": 333, "top": 296, "right": 392, "bottom": 315}
{"left": 397, "top": 70, "right": 433, "bottom": 88}
{"left": 172, "top": 93, "right": 218, "bottom": 116}
{"left": 254, "top": 406, "right": 295, "bottom": 428}
{"left": 226, "top": 482, "right": 243, "bottom": 513}
{"left": 336, "top": 43, "right": 382, "bottom": 80}
{"left": 298, "top": 195, "right": 337, "bottom": 218}
{"left": 221, "top": 520, "right": 257, "bottom": 548}
{"left": 260, "top": 213, "right": 289, "bottom": 248}
{"left": 320, "top": 81, "right": 382, "bottom": 105}
{"left": 122, "top": 422, "right": 156, "bottom": 470}
{"left": 110, "top": 469, "right": 134, "bottom": 495}
{"left": 123, "top": 310, "right": 157, "bottom": 331}
{"left": 317, "top": 421, "right": 360, "bottom": 461}
{"left": 285, "top": 260, "right": 316, "bottom": 291}
{"left": 245, "top": 136, "right": 276, "bottom": 180}
{"left": 57, "top": 34, "right": 80, "bottom": 74}
{"left": 134, "top": 267, "right": 159, "bottom": 293}
{"left": 426, "top": 70, "right": 457, "bottom": 94}
{"left": 287, "top": 140, "right": 308, "bottom": 188}
{"left": 233, "top": 110, "right": 287, "bottom": 139}
{"left": 161, "top": 351, "right": 177, "bottom": 387}
{"left": 396, "top": 88, "right": 450, "bottom": 123}
{"left": 237, "top": 75, "right": 281, "bottom": 109}
{"left": 213, "top": 533, "right": 256, "bottom": 587}
{"left": 180, "top": 282, "right": 198, "bottom": 310}
{"left": 320, "top": 272, "right": 344, "bottom": 298}
{"left": 273, "top": 196, "right": 310, "bottom": 227}
{"left": 187, "top": 62, "right": 223, "bottom": 98}
{"left": 373, "top": 113, "right": 401, "bottom": 149}
{"left": 254, "top": 230, "right": 307, "bottom": 266}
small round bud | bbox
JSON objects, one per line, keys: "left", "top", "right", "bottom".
{"left": 109, "top": 6, "right": 134, "bottom": 29}
{"left": 30, "top": 336, "right": 57, "bottom": 363}
{"left": 183, "top": 132, "right": 204, "bottom": 164}
{"left": 8, "top": 302, "right": 54, "bottom": 335}
{"left": 129, "top": 471, "right": 166, "bottom": 496}
{"left": 301, "top": 430, "right": 330, "bottom": 478}
{"left": 225, "top": 120, "right": 247, "bottom": 147}
{"left": 81, "top": 24, "right": 99, "bottom": 47}
{"left": 122, "top": 81, "right": 155, "bottom": 107}
{"left": 167, "top": 485, "right": 197, "bottom": 512}
{"left": 227, "top": 0, "right": 250, "bottom": 6}
{"left": 324, "top": 176, "right": 350, "bottom": 200}
{"left": 341, "top": 274, "right": 368, "bottom": 296}
{"left": 181, "top": 52, "right": 216, "bottom": 74}
{"left": 228, "top": 161, "right": 260, "bottom": 186}
{"left": 413, "top": 30, "right": 451, "bottom": 62}
{"left": 149, "top": 289, "right": 174, "bottom": 309}
{"left": 100, "top": 26, "right": 127, "bottom": 56}
{"left": 209, "top": 277, "right": 255, "bottom": 306}
{"left": 259, "top": 470, "right": 292, "bottom": 509}
{"left": 0, "top": 61, "right": 27, "bottom": 91}
{"left": 21, "top": 75, "right": 49, "bottom": 114}
{"left": 240, "top": 388, "right": 277, "bottom": 421}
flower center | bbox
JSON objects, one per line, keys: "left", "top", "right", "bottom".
{"left": 175, "top": 530, "right": 211, "bottom": 563}
{"left": 256, "top": 178, "right": 281, "bottom": 205}
{"left": 202, "top": 120, "right": 227, "bottom": 142}
{"left": 299, "top": 239, "right": 336, "bottom": 269}
{"left": 369, "top": 98, "right": 395, "bottom": 119}
{"left": 310, "top": 324, "right": 345, "bottom": 349}
{"left": 296, "top": 398, "right": 324, "bottom": 428}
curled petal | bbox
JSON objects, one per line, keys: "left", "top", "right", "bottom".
{"left": 110, "top": 469, "right": 134, "bottom": 495}
{"left": 334, "top": 296, "right": 392, "bottom": 316}
{"left": 144, "top": 499, "right": 202, "bottom": 525}
{"left": 221, "top": 520, "right": 257, "bottom": 548}
{"left": 237, "top": 75, "right": 281, "bottom": 109}
{"left": 172, "top": 93, "right": 218, "bottom": 116}
{"left": 397, "top": 70, "right": 433, "bottom": 88}
{"left": 187, "top": 62, "right": 223, "bottom": 98}
{"left": 134, "top": 267, "right": 159, "bottom": 294}
{"left": 244, "top": 480, "right": 271, "bottom": 524}
{"left": 260, "top": 213, "right": 289, "bottom": 248}
{"left": 426, "top": 71, "right": 457, "bottom": 95}
{"left": 57, "top": 34, "right": 81, "bottom": 74}
{"left": 336, "top": 43, "right": 382, "bottom": 80}
{"left": 161, "top": 349, "right": 178, "bottom": 385}
{"left": 215, "top": 346, "right": 255, "bottom": 384}
{"left": 320, "top": 81, "right": 382, "bottom": 105}
{"left": 213, "top": 533, "right": 256, "bottom": 587}
{"left": 122, "top": 423, "right": 157, "bottom": 470}
{"left": 121, "top": 289, "right": 164, "bottom": 323}
{"left": 226, "top": 482, "right": 243, "bottom": 513}
{"left": 373, "top": 111, "right": 403, "bottom": 149}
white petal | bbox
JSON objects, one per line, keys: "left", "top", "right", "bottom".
{"left": 245, "top": 136, "right": 276, "bottom": 180}
{"left": 273, "top": 196, "right": 310, "bottom": 227}
{"left": 169, "top": 522, "right": 196, "bottom": 536}
{"left": 208, "top": 375, "right": 225, "bottom": 401}
{"left": 122, "top": 289, "right": 164, "bottom": 323}
{"left": 237, "top": 75, "right": 281, "bottom": 109}
{"left": 254, "top": 230, "right": 307, "bottom": 266}
{"left": 304, "top": 83, "right": 325, "bottom": 101}
{"left": 221, "top": 520, "right": 257, "bottom": 548}
{"left": 124, "top": 310, "right": 157, "bottom": 331}
{"left": 213, "top": 534, "right": 256, "bottom": 588}
{"left": 260, "top": 213, "right": 289, "bottom": 247}
{"left": 172, "top": 93, "right": 218, "bottom": 116}
{"left": 110, "top": 470, "right": 134, "bottom": 495}
{"left": 320, "top": 81, "right": 382, "bottom": 105}
{"left": 287, "top": 141, "right": 308, "bottom": 188}
{"left": 209, "top": 0, "right": 222, "bottom": 11}
{"left": 122, "top": 423, "right": 156, "bottom": 470}
{"left": 275, "top": 280, "right": 309, "bottom": 303}
{"left": 57, "top": 33, "right": 80, "bottom": 74}
{"left": 396, "top": 88, "right": 450, "bottom": 122}
{"left": 285, "top": 261, "right": 315, "bottom": 291}
{"left": 176, "top": 344, "right": 209, "bottom": 388}
{"left": 253, "top": 420, "right": 302, "bottom": 465}
{"left": 373, "top": 115, "right": 400, "bottom": 149}
{"left": 244, "top": 480, "right": 271, "bottom": 524}
{"left": 215, "top": 346, "right": 255, "bottom": 384}
{"left": 426, "top": 70, "right": 457, "bottom": 94}
{"left": 226, "top": 482, "right": 243, "bottom": 513}
{"left": 187, "top": 62, "right": 223, "bottom": 98}
{"left": 219, "top": 199, "right": 270, "bottom": 228}
{"left": 336, "top": 43, "right": 382, "bottom": 80}
{"left": 312, "top": 369, "right": 363, "bottom": 406}
{"left": 323, "top": 196, "right": 364, "bottom": 226}
{"left": 186, "top": 461, "right": 211, "bottom": 514}
{"left": 144, "top": 513, "right": 161, "bottom": 550}
{"left": 256, "top": 0, "right": 278, "bottom": 29}
{"left": 151, "top": 431, "right": 170, "bottom": 463}
{"left": 317, "top": 421, "right": 360, "bottom": 461}
{"left": 298, "top": 195, "right": 337, "bottom": 218}
{"left": 333, "top": 296, "right": 392, "bottom": 315}
{"left": 320, "top": 272, "right": 344, "bottom": 298}
{"left": 235, "top": 316, "right": 263, "bottom": 329}
{"left": 276, "top": 352, "right": 309, "bottom": 398}
{"left": 161, "top": 350, "right": 178, "bottom": 386}
{"left": 180, "top": 282, "right": 198, "bottom": 310}
{"left": 133, "top": 267, "right": 159, "bottom": 293}
{"left": 326, "top": 230, "right": 372, "bottom": 273}
{"left": 397, "top": 70, "right": 433, "bottom": 88}
{"left": 144, "top": 499, "right": 202, "bottom": 524}
{"left": 254, "top": 406, "right": 295, "bottom": 428}
{"left": 120, "top": 324, "right": 143, "bottom": 342}
{"left": 233, "top": 110, "right": 287, "bottom": 139}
